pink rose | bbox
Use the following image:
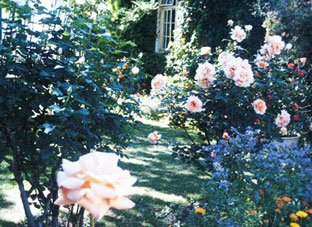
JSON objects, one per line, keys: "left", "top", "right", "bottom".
{"left": 275, "top": 110, "right": 291, "bottom": 127}
{"left": 148, "top": 131, "right": 162, "bottom": 144}
{"left": 185, "top": 96, "right": 203, "bottom": 113}
{"left": 244, "top": 25, "right": 253, "bottom": 31}
{"left": 293, "top": 103, "right": 299, "bottom": 111}
{"left": 55, "top": 152, "right": 136, "bottom": 220}
{"left": 218, "top": 52, "right": 235, "bottom": 67}
{"left": 267, "top": 35, "right": 285, "bottom": 57}
{"left": 233, "top": 68, "right": 254, "bottom": 87}
{"left": 151, "top": 74, "right": 167, "bottom": 93}
{"left": 224, "top": 58, "right": 242, "bottom": 79}
{"left": 228, "top": 20, "right": 234, "bottom": 26}
{"left": 230, "top": 26, "right": 246, "bottom": 43}
{"left": 195, "top": 62, "right": 216, "bottom": 88}
{"left": 252, "top": 99, "right": 267, "bottom": 115}
{"left": 256, "top": 55, "right": 269, "bottom": 69}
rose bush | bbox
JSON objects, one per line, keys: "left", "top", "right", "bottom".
{"left": 151, "top": 21, "right": 311, "bottom": 161}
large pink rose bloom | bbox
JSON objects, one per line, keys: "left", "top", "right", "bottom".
{"left": 267, "top": 35, "right": 285, "bottom": 57}
{"left": 195, "top": 62, "right": 216, "bottom": 88}
{"left": 55, "top": 152, "right": 136, "bottom": 220}
{"left": 275, "top": 110, "right": 291, "bottom": 127}
{"left": 218, "top": 52, "right": 235, "bottom": 67}
{"left": 151, "top": 74, "right": 167, "bottom": 92}
{"left": 252, "top": 99, "right": 267, "bottom": 115}
{"left": 230, "top": 26, "right": 246, "bottom": 43}
{"left": 148, "top": 131, "right": 162, "bottom": 144}
{"left": 233, "top": 67, "right": 254, "bottom": 87}
{"left": 224, "top": 58, "right": 242, "bottom": 79}
{"left": 185, "top": 96, "right": 203, "bottom": 113}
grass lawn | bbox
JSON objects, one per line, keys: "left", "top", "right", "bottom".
{"left": 0, "top": 119, "right": 207, "bottom": 226}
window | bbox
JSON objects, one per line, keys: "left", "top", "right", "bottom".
{"left": 155, "top": 0, "right": 179, "bottom": 52}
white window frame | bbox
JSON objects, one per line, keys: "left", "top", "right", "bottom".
{"left": 155, "top": 0, "right": 179, "bottom": 52}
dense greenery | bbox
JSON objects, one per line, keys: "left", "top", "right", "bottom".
{"left": 0, "top": 0, "right": 143, "bottom": 225}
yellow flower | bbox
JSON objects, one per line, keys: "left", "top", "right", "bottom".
{"left": 296, "top": 211, "right": 308, "bottom": 218}
{"left": 247, "top": 198, "right": 250, "bottom": 202}
{"left": 195, "top": 207, "right": 205, "bottom": 215}
{"left": 290, "top": 223, "right": 300, "bottom": 227}
{"left": 289, "top": 213, "right": 298, "bottom": 221}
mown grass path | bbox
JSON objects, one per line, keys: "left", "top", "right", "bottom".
{"left": 0, "top": 119, "right": 207, "bottom": 226}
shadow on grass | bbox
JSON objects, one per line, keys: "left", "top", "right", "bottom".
{"left": 101, "top": 120, "right": 206, "bottom": 226}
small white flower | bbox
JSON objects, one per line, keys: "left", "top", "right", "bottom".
{"left": 285, "top": 43, "right": 292, "bottom": 50}
{"left": 76, "top": 0, "right": 86, "bottom": 5}
{"left": 98, "top": 3, "right": 107, "bottom": 11}
{"left": 245, "top": 25, "right": 253, "bottom": 31}
{"left": 58, "top": 48, "right": 63, "bottom": 55}
{"left": 131, "top": 66, "right": 140, "bottom": 75}
{"left": 227, "top": 20, "right": 234, "bottom": 26}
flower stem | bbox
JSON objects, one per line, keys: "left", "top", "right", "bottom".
{"left": 91, "top": 215, "right": 95, "bottom": 227}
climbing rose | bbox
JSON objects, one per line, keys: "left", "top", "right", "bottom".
{"left": 55, "top": 152, "right": 136, "bottom": 220}
{"left": 275, "top": 110, "right": 291, "bottom": 127}
{"left": 293, "top": 103, "right": 299, "bottom": 111}
{"left": 185, "top": 96, "right": 203, "bottom": 113}
{"left": 195, "top": 62, "right": 216, "bottom": 88}
{"left": 151, "top": 74, "right": 166, "bottom": 93}
{"left": 253, "top": 99, "right": 267, "bottom": 115}
{"left": 148, "top": 131, "right": 162, "bottom": 144}
{"left": 230, "top": 26, "right": 246, "bottom": 43}
{"left": 200, "top": 46, "right": 211, "bottom": 55}
{"left": 267, "top": 35, "right": 285, "bottom": 57}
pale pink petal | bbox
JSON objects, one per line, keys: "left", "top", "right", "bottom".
{"left": 110, "top": 196, "right": 135, "bottom": 210}
{"left": 59, "top": 177, "right": 85, "bottom": 189}
{"left": 62, "top": 159, "right": 82, "bottom": 175}
{"left": 90, "top": 183, "right": 118, "bottom": 198}
{"left": 54, "top": 195, "right": 74, "bottom": 206}
{"left": 78, "top": 198, "right": 109, "bottom": 221}
{"left": 56, "top": 171, "right": 67, "bottom": 187}
{"left": 85, "top": 190, "right": 102, "bottom": 204}
{"left": 67, "top": 188, "right": 88, "bottom": 201}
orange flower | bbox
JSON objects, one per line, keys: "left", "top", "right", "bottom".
{"left": 195, "top": 207, "right": 205, "bottom": 215}
{"left": 303, "top": 201, "right": 308, "bottom": 206}
{"left": 282, "top": 197, "right": 291, "bottom": 202}
{"left": 305, "top": 208, "right": 312, "bottom": 214}
{"left": 290, "top": 223, "right": 300, "bottom": 227}
{"left": 276, "top": 200, "right": 284, "bottom": 208}
{"left": 248, "top": 209, "right": 258, "bottom": 216}
{"left": 288, "top": 62, "right": 295, "bottom": 68}
{"left": 289, "top": 213, "right": 298, "bottom": 221}
{"left": 118, "top": 75, "right": 124, "bottom": 79}
{"left": 281, "top": 217, "right": 284, "bottom": 222}
{"left": 275, "top": 208, "right": 281, "bottom": 213}
{"left": 182, "top": 70, "right": 188, "bottom": 76}
{"left": 109, "top": 77, "right": 113, "bottom": 83}
{"left": 263, "top": 219, "right": 269, "bottom": 224}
